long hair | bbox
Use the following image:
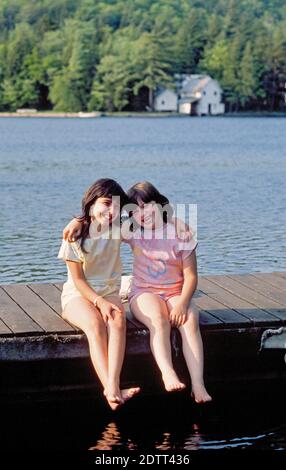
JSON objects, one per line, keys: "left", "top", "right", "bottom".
{"left": 127, "top": 181, "right": 173, "bottom": 225}
{"left": 75, "top": 178, "right": 129, "bottom": 251}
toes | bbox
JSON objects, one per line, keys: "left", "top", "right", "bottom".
{"left": 191, "top": 391, "right": 213, "bottom": 404}
{"left": 166, "top": 382, "right": 186, "bottom": 392}
{"left": 121, "top": 387, "right": 141, "bottom": 402}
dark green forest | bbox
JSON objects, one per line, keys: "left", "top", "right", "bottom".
{"left": 0, "top": 0, "right": 286, "bottom": 112}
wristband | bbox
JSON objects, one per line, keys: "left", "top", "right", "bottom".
{"left": 93, "top": 296, "right": 102, "bottom": 308}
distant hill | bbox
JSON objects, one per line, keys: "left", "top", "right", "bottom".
{"left": 0, "top": 0, "right": 285, "bottom": 112}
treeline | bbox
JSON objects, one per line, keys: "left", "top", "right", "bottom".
{"left": 0, "top": 0, "right": 286, "bottom": 112}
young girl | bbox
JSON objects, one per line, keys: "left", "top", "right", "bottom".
{"left": 124, "top": 182, "right": 212, "bottom": 403}
{"left": 58, "top": 178, "right": 140, "bottom": 410}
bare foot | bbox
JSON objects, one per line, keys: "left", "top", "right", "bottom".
{"left": 104, "top": 385, "right": 123, "bottom": 410}
{"left": 191, "top": 385, "right": 212, "bottom": 404}
{"left": 121, "top": 387, "right": 141, "bottom": 403}
{"left": 162, "top": 370, "right": 186, "bottom": 392}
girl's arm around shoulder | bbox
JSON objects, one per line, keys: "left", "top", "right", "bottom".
{"left": 121, "top": 218, "right": 134, "bottom": 246}
{"left": 63, "top": 218, "right": 83, "bottom": 242}
{"left": 172, "top": 216, "right": 196, "bottom": 242}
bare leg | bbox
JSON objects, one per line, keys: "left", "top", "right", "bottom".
{"left": 62, "top": 297, "right": 118, "bottom": 406}
{"left": 167, "top": 297, "right": 212, "bottom": 403}
{"left": 130, "top": 292, "right": 185, "bottom": 392}
{"left": 104, "top": 295, "right": 140, "bottom": 403}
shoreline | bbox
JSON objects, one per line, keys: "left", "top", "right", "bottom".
{"left": 0, "top": 111, "right": 285, "bottom": 118}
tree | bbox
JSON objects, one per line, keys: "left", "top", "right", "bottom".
{"left": 89, "top": 54, "right": 130, "bottom": 111}
{"left": 237, "top": 42, "right": 258, "bottom": 108}
{"left": 131, "top": 31, "right": 174, "bottom": 109}
{"left": 175, "top": 7, "right": 208, "bottom": 74}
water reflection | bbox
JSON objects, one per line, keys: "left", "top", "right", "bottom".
{"left": 85, "top": 390, "right": 286, "bottom": 451}
{"left": 0, "top": 388, "right": 285, "bottom": 451}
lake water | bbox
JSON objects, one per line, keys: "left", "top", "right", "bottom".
{"left": 1, "top": 384, "right": 286, "bottom": 452}
{"left": 0, "top": 116, "right": 285, "bottom": 284}
{"left": 0, "top": 116, "right": 285, "bottom": 454}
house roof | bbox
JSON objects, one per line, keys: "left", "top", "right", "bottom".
{"left": 181, "top": 75, "right": 212, "bottom": 95}
{"left": 155, "top": 74, "right": 222, "bottom": 102}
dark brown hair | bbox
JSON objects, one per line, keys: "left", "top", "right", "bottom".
{"left": 75, "top": 178, "right": 129, "bottom": 251}
{"left": 127, "top": 181, "right": 173, "bottom": 225}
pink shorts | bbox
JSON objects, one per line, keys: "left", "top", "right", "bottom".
{"left": 128, "top": 288, "right": 182, "bottom": 306}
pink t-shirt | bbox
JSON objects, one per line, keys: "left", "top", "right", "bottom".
{"left": 124, "top": 223, "right": 197, "bottom": 298}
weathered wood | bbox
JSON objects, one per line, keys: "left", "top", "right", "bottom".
{"left": 2, "top": 284, "right": 70, "bottom": 333}
{"left": 228, "top": 273, "right": 286, "bottom": 307}
{"left": 0, "top": 318, "right": 13, "bottom": 336}
{"left": 273, "top": 271, "right": 286, "bottom": 280}
{"left": 196, "top": 283, "right": 251, "bottom": 326}
{"left": 53, "top": 283, "right": 64, "bottom": 291}
{"left": 206, "top": 274, "right": 286, "bottom": 321}
{"left": 0, "top": 326, "right": 151, "bottom": 361}
{"left": 27, "top": 283, "right": 76, "bottom": 333}
{"left": 195, "top": 306, "right": 224, "bottom": 328}
{"left": 252, "top": 272, "right": 286, "bottom": 292}
{"left": 1, "top": 273, "right": 286, "bottom": 402}
{"left": 1, "top": 273, "right": 286, "bottom": 364}
{"left": 0, "top": 287, "right": 42, "bottom": 335}
{"left": 27, "top": 283, "right": 62, "bottom": 315}
{"left": 199, "top": 277, "right": 281, "bottom": 326}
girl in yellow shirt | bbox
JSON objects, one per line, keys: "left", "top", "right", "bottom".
{"left": 58, "top": 178, "right": 140, "bottom": 410}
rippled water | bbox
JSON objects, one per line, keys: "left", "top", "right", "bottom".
{"left": 1, "top": 116, "right": 285, "bottom": 284}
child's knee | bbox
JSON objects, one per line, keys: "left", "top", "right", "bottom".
{"left": 111, "top": 311, "right": 126, "bottom": 330}
{"left": 152, "top": 314, "right": 170, "bottom": 331}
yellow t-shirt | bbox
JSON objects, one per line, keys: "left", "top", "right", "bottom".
{"left": 58, "top": 225, "right": 122, "bottom": 309}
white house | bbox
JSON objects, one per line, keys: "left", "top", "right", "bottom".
{"left": 178, "top": 74, "right": 225, "bottom": 115}
{"left": 153, "top": 74, "right": 225, "bottom": 115}
{"left": 153, "top": 88, "right": 178, "bottom": 112}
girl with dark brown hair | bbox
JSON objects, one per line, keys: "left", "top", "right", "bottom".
{"left": 58, "top": 178, "right": 140, "bottom": 410}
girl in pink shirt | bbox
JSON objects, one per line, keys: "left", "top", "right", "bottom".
{"left": 124, "top": 181, "right": 212, "bottom": 404}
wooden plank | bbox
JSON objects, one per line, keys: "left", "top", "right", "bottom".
{"left": 0, "top": 287, "right": 42, "bottom": 335}
{"left": 2, "top": 285, "right": 71, "bottom": 334}
{"left": 0, "top": 318, "right": 13, "bottom": 336}
{"left": 27, "top": 283, "right": 62, "bottom": 315}
{"left": 197, "top": 308, "right": 224, "bottom": 327}
{"left": 0, "top": 325, "right": 153, "bottom": 361}
{"left": 256, "top": 273, "right": 286, "bottom": 291}
{"left": 27, "top": 283, "right": 76, "bottom": 333}
{"left": 193, "top": 291, "right": 224, "bottom": 327}
{"left": 207, "top": 275, "right": 286, "bottom": 321}
{"left": 273, "top": 272, "right": 286, "bottom": 280}
{"left": 199, "top": 278, "right": 280, "bottom": 325}
{"left": 0, "top": 334, "right": 88, "bottom": 361}
{"left": 230, "top": 273, "right": 286, "bottom": 306}
{"left": 194, "top": 287, "right": 251, "bottom": 326}
{"left": 54, "top": 283, "right": 63, "bottom": 291}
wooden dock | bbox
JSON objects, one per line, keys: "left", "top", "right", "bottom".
{"left": 1, "top": 272, "right": 286, "bottom": 401}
